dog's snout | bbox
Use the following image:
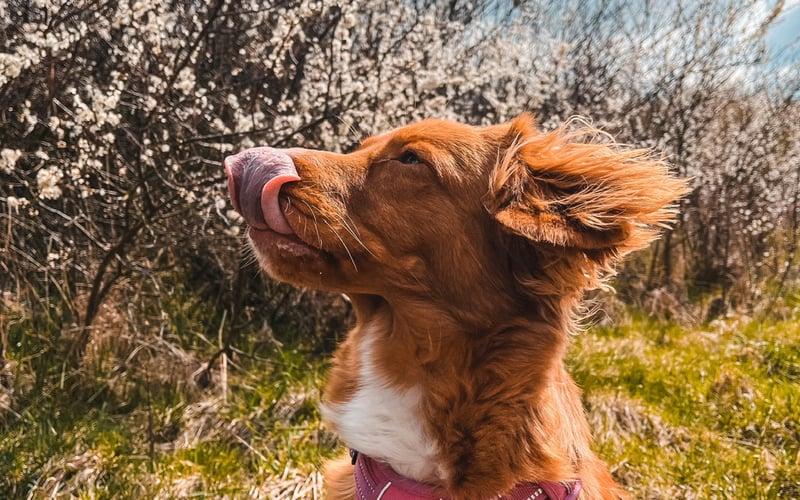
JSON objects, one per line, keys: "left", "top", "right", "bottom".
{"left": 224, "top": 147, "right": 300, "bottom": 234}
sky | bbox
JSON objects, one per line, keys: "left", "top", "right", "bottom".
{"left": 766, "top": 2, "right": 800, "bottom": 63}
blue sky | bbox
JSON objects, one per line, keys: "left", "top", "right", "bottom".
{"left": 766, "top": 2, "right": 800, "bottom": 62}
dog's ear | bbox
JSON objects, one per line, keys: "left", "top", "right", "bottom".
{"left": 484, "top": 114, "right": 688, "bottom": 257}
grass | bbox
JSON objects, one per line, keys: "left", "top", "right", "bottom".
{"left": 0, "top": 343, "right": 335, "bottom": 499}
{"left": 1, "top": 294, "right": 799, "bottom": 499}
{"left": 570, "top": 314, "right": 800, "bottom": 498}
{"left": 0, "top": 289, "right": 337, "bottom": 500}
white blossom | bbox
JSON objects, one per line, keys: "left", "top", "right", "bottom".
{"left": 46, "top": 252, "right": 60, "bottom": 267}
{"left": 36, "top": 166, "right": 64, "bottom": 200}
{"left": 5, "top": 196, "right": 29, "bottom": 214}
{"left": 1, "top": 148, "right": 22, "bottom": 174}
{"left": 226, "top": 209, "right": 242, "bottom": 223}
{"left": 224, "top": 225, "right": 241, "bottom": 237}
{"left": 175, "top": 67, "right": 196, "bottom": 95}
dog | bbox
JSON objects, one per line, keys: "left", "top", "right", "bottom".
{"left": 224, "top": 114, "right": 686, "bottom": 499}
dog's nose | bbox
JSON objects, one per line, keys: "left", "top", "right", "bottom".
{"left": 224, "top": 147, "right": 300, "bottom": 234}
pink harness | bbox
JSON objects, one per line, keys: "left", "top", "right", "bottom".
{"left": 352, "top": 451, "right": 582, "bottom": 500}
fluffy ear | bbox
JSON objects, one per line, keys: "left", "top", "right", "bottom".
{"left": 484, "top": 114, "right": 688, "bottom": 256}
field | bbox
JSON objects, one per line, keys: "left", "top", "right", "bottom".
{"left": 2, "top": 298, "right": 798, "bottom": 499}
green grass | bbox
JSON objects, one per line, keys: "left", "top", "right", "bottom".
{"left": 2, "top": 299, "right": 799, "bottom": 499}
{"left": 0, "top": 344, "right": 335, "bottom": 499}
{"left": 0, "top": 290, "right": 337, "bottom": 499}
{"left": 569, "top": 314, "right": 800, "bottom": 498}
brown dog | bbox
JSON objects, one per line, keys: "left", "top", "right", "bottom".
{"left": 225, "top": 114, "right": 686, "bottom": 499}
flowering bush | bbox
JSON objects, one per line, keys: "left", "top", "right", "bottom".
{"left": 0, "top": 0, "right": 798, "bottom": 356}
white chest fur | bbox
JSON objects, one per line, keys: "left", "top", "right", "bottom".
{"left": 320, "top": 333, "right": 441, "bottom": 482}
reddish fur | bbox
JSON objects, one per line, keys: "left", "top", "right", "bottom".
{"left": 245, "top": 114, "right": 688, "bottom": 499}
{"left": 323, "top": 453, "right": 358, "bottom": 500}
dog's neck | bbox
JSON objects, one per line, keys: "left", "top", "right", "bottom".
{"left": 323, "top": 292, "right": 602, "bottom": 498}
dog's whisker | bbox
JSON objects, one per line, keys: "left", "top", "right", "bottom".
{"left": 299, "top": 199, "right": 324, "bottom": 248}
{"left": 323, "top": 219, "right": 358, "bottom": 271}
{"left": 238, "top": 232, "right": 261, "bottom": 268}
{"left": 334, "top": 212, "right": 373, "bottom": 257}
{"left": 296, "top": 197, "right": 369, "bottom": 261}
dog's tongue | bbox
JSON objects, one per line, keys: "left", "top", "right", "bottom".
{"left": 224, "top": 147, "right": 300, "bottom": 234}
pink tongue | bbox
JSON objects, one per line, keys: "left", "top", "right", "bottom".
{"left": 261, "top": 174, "right": 299, "bottom": 234}
{"left": 224, "top": 148, "right": 300, "bottom": 234}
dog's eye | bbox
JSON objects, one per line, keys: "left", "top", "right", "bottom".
{"left": 398, "top": 150, "right": 422, "bottom": 165}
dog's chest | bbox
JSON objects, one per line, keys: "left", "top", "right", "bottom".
{"left": 321, "top": 334, "right": 442, "bottom": 483}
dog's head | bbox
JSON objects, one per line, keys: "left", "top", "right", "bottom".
{"left": 225, "top": 114, "right": 687, "bottom": 305}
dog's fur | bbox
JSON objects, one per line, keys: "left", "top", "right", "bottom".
{"left": 237, "top": 114, "right": 687, "bottom": 499}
